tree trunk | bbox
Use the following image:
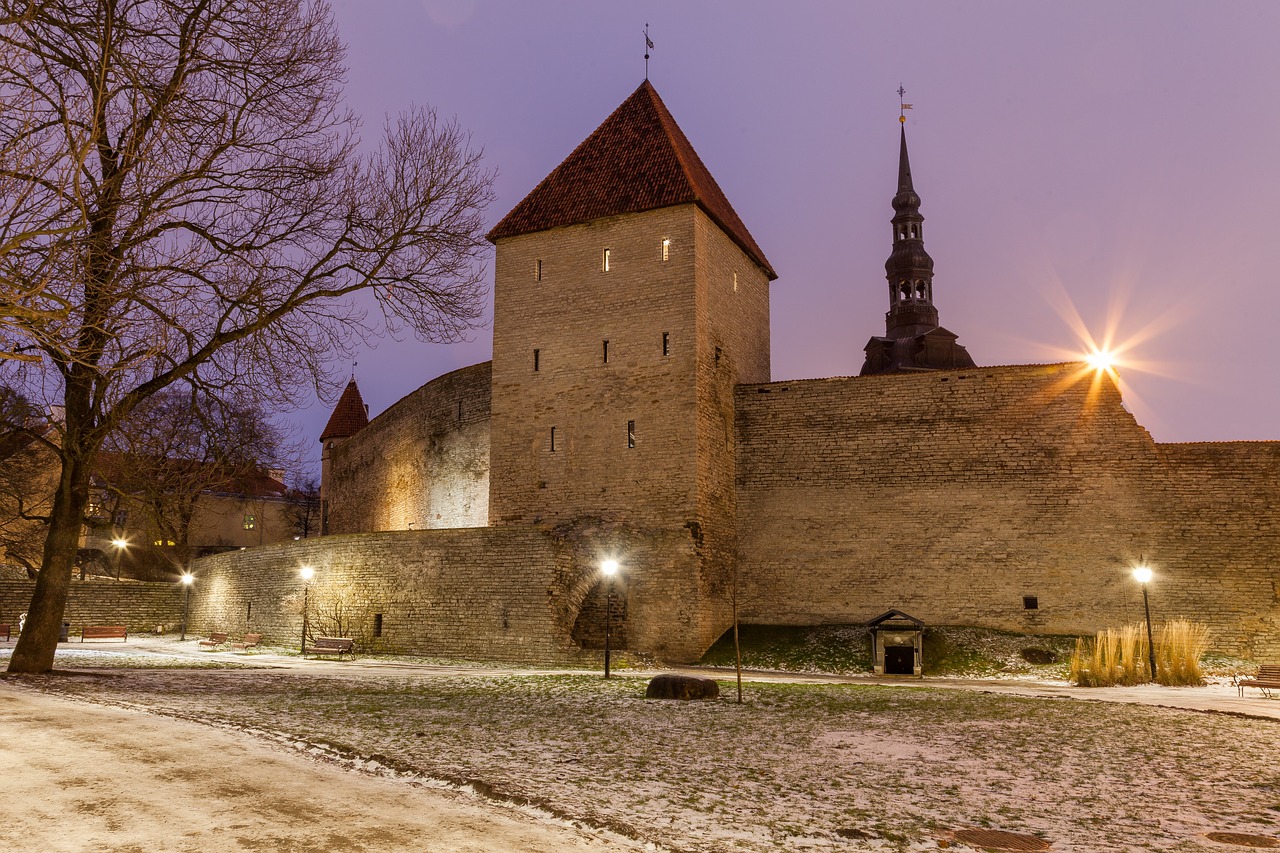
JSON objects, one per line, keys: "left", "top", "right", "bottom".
{"left": 8, "top": 454, "right": 90, "bottom": 673}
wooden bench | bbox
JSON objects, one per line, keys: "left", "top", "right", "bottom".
{"left": 0, "top": 623, "right": 10, "bottom": 641}
{"left": 81, "top": 625, "right": 128, "bottom": 642}
{"left": 303, "top": 636, "right": 354, "bottom": 658}
{"left": 198, "top": 632, "right": 229, "bottom": 649}
{"left": 1237, "top": 665, "right": 1280, "bottom": 697}
{"left": 231, "top": 633, "right": 262, "bottom": 652}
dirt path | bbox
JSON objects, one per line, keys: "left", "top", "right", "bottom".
{"left": 0, "top": 683, "right": 645, "bottom": 853}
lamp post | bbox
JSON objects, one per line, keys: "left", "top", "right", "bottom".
{"left": 179, "top": 573, "right": 194, "bottom": 641}
{"left": 110, "top": 537, "right": 128, "bottom": 580}
{"left": 299, "top": 566, "right": 315, "bottom": 655}
{"left": 601, "top": 559, "right": 618, "bottom": 678}
{"left": 1133, "top": 564, "right": 1158, "bottom": 682}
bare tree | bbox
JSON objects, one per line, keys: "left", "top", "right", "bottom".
{"left": 0, "top": 386, "right": 52, "bottom": 576}
{"left": 0, "top": 1, "right": 494, "bottom": 672}
{"left": 285, "top": 476, "right": 321, "bottom": 540}
{"left": 97, "top": 385, "right": 298, "bottom": 563}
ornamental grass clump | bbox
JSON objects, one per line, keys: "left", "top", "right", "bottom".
{"left": 1070, "top": 625, "right": 1148, "bottom": 687}
{"left": 1155, "top": 619, "right": 1210, "bottom": 686}
{"left": 1070, "top": 621, "right": 1210, "bottom": 687}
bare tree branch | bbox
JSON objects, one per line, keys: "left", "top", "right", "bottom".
{"left": 2, "top": 0, "right": 494, "bottom": 672}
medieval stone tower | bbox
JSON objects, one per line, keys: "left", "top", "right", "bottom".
{"left": 485, "top": 80, "right": 776, "bottom": 657}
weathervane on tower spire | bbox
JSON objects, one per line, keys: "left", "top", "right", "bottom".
{"left": 644, "top": 24, "right": 654, "bottom": 80}
{"left": 898, "top": 85, "right": 913, "bottom": 124}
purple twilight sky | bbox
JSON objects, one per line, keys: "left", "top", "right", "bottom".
{"left": 294, "top": 0, "right": 1280, "bottom": 473}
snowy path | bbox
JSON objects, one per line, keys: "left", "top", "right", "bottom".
{"left": 0, "top": 684, "right": 646, "bottom": 853}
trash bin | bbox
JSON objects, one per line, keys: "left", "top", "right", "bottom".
{"left": 59, "top": 622, "right": 69, "bottom": 643}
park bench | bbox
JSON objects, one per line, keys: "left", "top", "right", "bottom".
{"left": 303, "top": 636, "right": 354, "bottom": 659}
{"left": 81, "top": 625, "right": 128, "bottom": 642}
{"left": 231, "top": 633, "right": 262, "bottom": 652}
{"left": 1236, "top": 665, "right": 1280, "bottom": 697}
{"left": 198, "top": 632, "right": 229, "bottom": 649}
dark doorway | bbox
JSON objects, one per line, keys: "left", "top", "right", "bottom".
{"left": 884, "top": 645, "right": 915, "bottom": 675}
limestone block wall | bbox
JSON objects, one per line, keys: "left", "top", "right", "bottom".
{"left": 188, "top": 528, "right": 582, "bottom": 662}
{"left": 690, "top": 208, "right": 772, "bottom": 651}
{"left": 735, "top": 363, "right": 1280, "bottom": 657}
{"left": 327, "top": 362, "right": 490, "bottom": 534}
{"left": 488, "top": 207, "right": 701, "bottom": 531}
{"left": 0, "top": 576, "right": 184, "bottom": 634}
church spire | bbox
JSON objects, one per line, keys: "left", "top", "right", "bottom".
{"left": 859, "top": 107, "right": 975, "bottom": 376}
{"left": 884, "top": 124, "right": 938, "bottom": 337}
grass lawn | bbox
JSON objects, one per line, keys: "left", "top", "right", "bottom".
{"left": 15, "top": 665, "right": 1280, "bottom": 852}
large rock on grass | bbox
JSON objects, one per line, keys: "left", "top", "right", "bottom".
{"left": 645, "top": 673, "right": 719, "bottom": 700}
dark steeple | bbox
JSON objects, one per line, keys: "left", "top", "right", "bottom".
{"left": 860, "top": 122, "right": 975, "bottom": 376}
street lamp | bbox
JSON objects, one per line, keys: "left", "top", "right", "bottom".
{"left": 1133, "top": 563, "right": 1158, "bottom": 682}
{"left": 110, "top": 538, "right": 128, "bottom": 580}
{"left": 299, "top": 565, "right": 315, "bottom": 655}
{"left": 179, "top": 573, "right": 194, "bottom": 641}
{"left": 601, "top": 559, "right": 619, "bottom": 678}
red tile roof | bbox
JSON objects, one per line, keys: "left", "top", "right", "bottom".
{"left": 486, "top": 80, "right": 776, "bottom": 280}
{"left": 319, "top": 380, "right": 369, "bottom": 442}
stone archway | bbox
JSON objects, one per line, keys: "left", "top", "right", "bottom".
{"left": 570, "top": 576, "right": 629, "bottom": 651}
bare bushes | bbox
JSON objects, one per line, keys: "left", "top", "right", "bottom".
{"left": 1069, "top": 620, "right": 1210, "bottom": 687}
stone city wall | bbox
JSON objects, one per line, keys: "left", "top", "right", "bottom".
{"left": 0, "top": 576, "right": 184, "bottom": 635}
{"left": 735, "top": 363, "right": 1280, "bottom": 658}
{"left": 327, "top": 362, "right": 491, "bottom": 534}
{"left": 185, "top": 523, "right": 710, "bottom": 663}
{"left": 189, "top": 528, "right": 584, "bottom": 662}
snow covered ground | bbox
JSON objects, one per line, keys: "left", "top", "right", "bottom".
{"left": 2, "top": 638, "right": 1278, "bottom": 852}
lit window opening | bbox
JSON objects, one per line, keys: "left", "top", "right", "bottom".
{"left": 533, "top": 348, "right": 540, "bottom": 371}
{"left": 243, "top": 514, "right": 255, "bottom": 530}
{"left": 627, "top": 420, "right": 636, "bottom": 449}
{"left": 550, "top": 426, "right": 556, "bottom": 452}
{"left": 602, "top": 340, "right": 609, "bottom": 363}
{"left": 662, "top": 331, "right": 669, "bottom": 356}
{"left": 535, "top": 259, "right": 543, "bottom": 281}
{"left": 602, "top": 249, "right": 611, "bottom": 272}
{"left": 661, "top": 238, "right": 670, "bottom": 261}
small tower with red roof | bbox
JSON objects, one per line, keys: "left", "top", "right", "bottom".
{"left": 318, "top": 378, "right": 369, "bottom": 534}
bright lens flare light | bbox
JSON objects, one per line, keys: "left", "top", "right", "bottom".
{"left": 1085, "top": 349, "right": 1116, "bottom": 372}
{"left": 110, "top": 538, "right": 128, "bottom": 549}
{"left": 299, "top": 565, "right": 315, "bottom": 581}
{"left": 1133, "top": 566, "right": 1153, "bottom": 584}
{"left": 601, "top": 559, "right": 619, "bottom": 577}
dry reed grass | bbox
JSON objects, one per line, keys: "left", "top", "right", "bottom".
{"left": 1069, "top": 620, "right": 1209, "bottom": 687}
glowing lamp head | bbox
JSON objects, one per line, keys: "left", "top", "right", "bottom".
{"left": 1085, "top": 349, "right": 1116, "bottom": 372}
{"left": 1132, "top": 565, "right": 1153, "bottom": 584}
{"left": 299, "top": 565, "right": 315, "bottom": 581}
{"left": 110, "top": 538, "right": 128, "bottom": 549}
{"left": 180, "top": 573, "right": 194, "bottom": 586}
{"left": 601, "top": 559, "right": 619, "bottom": 577}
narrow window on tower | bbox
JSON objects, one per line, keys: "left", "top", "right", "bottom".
{"left": 662, "top": 331, "right": 669, "bottom": 356}
{"left": 733, "top": 272, "right": 739, "bottom": 292}
{"left": 533, "top": 348, "right": 540, "bottom": 371}
{"left": 714, "top": 346, "right": 722, "bottom": 365}
{"left": 661, "top": 238, "right": 670, "bottom": 261}
{"left": 602, "top": 340, "right": 609, "bottom": 363}
{"left": 602, "top": 249, "right": 611, "bottom": 272}
{"left": 627, "top": 420, "right": 636, "bottom": 448}
{"left": 535, "top": 259, "right": 543, "bottom": 281}
{"left": 550, "top": 426, "right": 556, "bottom": 452}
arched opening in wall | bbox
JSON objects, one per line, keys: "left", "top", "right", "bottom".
{"left": 571, "top": 578, "right": 628, "bottom": 651}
